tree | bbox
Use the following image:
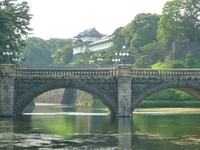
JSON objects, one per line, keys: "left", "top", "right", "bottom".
{"left": 184, "top": 52, "right": 196, "bottom": 68}
{"left": 112, "top": 27, "right": 125, "bottom": 50}
{"left": 157, "top": 0, "right": 200, "bottom": 45}
{"left": 122, "top": 13, "right": 160, "bottom": 48}
{"left": 46, "top": 38, "right": 69, "bottom": 55}
{"left": 0, "top": 0, "right": 32, "bottom": 63}
{"left": 22, "top": 37, "right": 52, "bottom": 66}
{"left": 53, "top": 40, "right": 73, "bottom": 65}
{"left": 140, "top": 41, "right": 166, "bottom": 64}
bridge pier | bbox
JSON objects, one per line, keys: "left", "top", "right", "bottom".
{"left": 0, "top": 65, "right": 15, "bottom": 117}
{"left": 117, "top": 65, "right": 132, "bottom": 117}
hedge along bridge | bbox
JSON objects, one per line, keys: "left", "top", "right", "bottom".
{"left": 1, "top": 64, "right": 200, "bottom": 117}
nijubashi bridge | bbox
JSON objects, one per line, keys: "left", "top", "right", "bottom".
{"left": 1, "top": 64, "right": 200, "bottom": 117}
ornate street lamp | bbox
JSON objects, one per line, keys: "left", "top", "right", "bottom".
{"left": 112, "top": 58, "right": 121, "bottom": 66}
{"left": 89, "top": 54, "right": 103, "bottom": 68}
{"left": 96, "top": 53, "right": 103, "bottom": 68}
{"left": 89, "top": 56, "right": 95, "bottom": 64}
{"left": 2, "top": 45, "right": 13, "bottom": 64}
{"left": 118, "top": 45, "right": 129, "bottom": 64}
{"left": 11, "top": 52, "right": 23, "bottom": 67}
{"left": 112, "top": 45, "right": 129, "bottom": 65}
{"left": 12, "top": 58, "right": 21, "bottom": 67}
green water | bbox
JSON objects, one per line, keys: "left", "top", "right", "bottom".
{"left": 1, "top": 106, "right": 200, "bottom": 149}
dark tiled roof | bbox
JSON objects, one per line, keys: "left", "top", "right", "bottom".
{"left": 75, "top": 27, "right": 104, "bottom": 38}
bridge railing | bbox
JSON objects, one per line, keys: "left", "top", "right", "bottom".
{"left": 15, "top": 67, "right": 200, "bottom": 78}
{"left": 15, "top": 68, "right": 117, "bottom": 78}
{"left": 131, "top": 69, "right": 200, "bottom": 77}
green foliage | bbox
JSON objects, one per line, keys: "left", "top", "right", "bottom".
{"left": 146, "top": 89, "right": 197, "bottom": 101}
{"left": 140, "top": 88, "right": 199, "bottom": 107}
{"left": 118, "top": 13, "right": 161, "bottom": 66}
{"left": 133, "top": 55, "right": 152, "bottom": 68}
{"left": 22, "top": 37, "right": 52, "bottom": 65}
{"left": 157, "top": 0, "right": 200, "bottom": 45}
{"left": 152, "top": 53, "right": 200, "bottom": 69}
{"left": 53, "top": 40, "right": 73, "bottom": 65}
{"left": 140, "top": 42, "right": 165, "bottom": 61}
{"left": 112, "top": 27, "right": 125, "bottom": 50}
{"left": 0, "top": 0, "right": 32, "bottom": 63}
{"left": 184, "top": 52, "right": 198, "bottom": 68}
{"left": 140, "top": 100, "right": 200, "bottom": 108}
{"left": 152, "top": 60, "right": 185, "bottom": 69}
{"left": 70, "top": 50, "right": 91, "bottom": 66}
{"left": 21, "top": 37, "right": 73, "bottom": 66}
{"left": 122, "top": 13, "right": 160, "bottom": 48}
{"left": 46, "top": 38, "right": 69, "bottom": 54}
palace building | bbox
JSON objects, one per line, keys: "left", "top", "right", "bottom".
{"left": 73, "top": 28, "right": 114, "bottom": 55}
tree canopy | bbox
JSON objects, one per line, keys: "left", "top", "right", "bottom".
{"left": 122, "top": 13, "right": 160, "bottom": 48}
{"left": 22, "top": 37, "right": 52, "bottom": 66}
{"left": 0, "top": 0, "right": 32, "bottom": 63}
{"left": 157, "top": 0, "right": 200, "bottom": 45}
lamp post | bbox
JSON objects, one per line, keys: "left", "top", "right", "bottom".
{"left": 2, "top": 45, "right": 13, "bottom": 64}
{"left": 89, "top": 56, "right": 94, "bottom": 64}
{"left": 112, "top": 58, "right": 121, "bottom": 67}
{"left": 96, "top": 53, "right": 103, "bottom": 68}
{"left": 112, "top": 45, "right": 129, "bottom": 66}
{"left": 89, "top": 54, "right": 103, "bottom": 68}
{"left": 11, "top": 52, "right": 23, "bottom": 67}
{"left": 12, "top": 58, "right": 21, "bottom": 66}
{"left": 118, "top": 45, "right": 129, "bottom": 64}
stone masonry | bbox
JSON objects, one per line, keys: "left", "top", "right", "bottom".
{"left": 117, "top": 65, "right": 132, "bottom": 117}
{"left": 0, "top": 65, "right": 14, "bottom": 116}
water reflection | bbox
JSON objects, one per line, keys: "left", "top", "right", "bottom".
{"left": 118, "top": 118, "right": 133, "bottom": 150}
{"left": 0, "top": 119, "right": 14, "bottom": 150}
{"left": 1, "top": 105, "right": 200, "bottom": 149}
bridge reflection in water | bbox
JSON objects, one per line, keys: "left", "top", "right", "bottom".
{"left": 1, "top": 109, "right": 200, "bottom": 149}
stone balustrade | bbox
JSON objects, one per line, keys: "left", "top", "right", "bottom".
{"left": 131, "top": 69, "right": 200, "bottom": 77}
{"left": 15, "top": 67, "right": 200, "bottom": 78}
{"left": 15, "top": 68, "right": 117, "bottom": 78}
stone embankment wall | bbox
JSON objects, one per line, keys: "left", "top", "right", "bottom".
{"left": 34, "top": 88, "right": 94, "bottom": 106}
{"left": 34, "top": 89, "right": 65, "bottom": 104}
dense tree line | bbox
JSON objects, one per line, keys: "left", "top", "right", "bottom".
{"left": 21, "top": 37, "right": 73, "bottom": 66}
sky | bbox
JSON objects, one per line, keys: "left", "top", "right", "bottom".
{"left": 26, "top": 0, "right": 169, "bottom": 40}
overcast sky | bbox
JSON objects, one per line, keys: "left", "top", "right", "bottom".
{"left": 26, "top": 0, "right": 169, "bottom": 39}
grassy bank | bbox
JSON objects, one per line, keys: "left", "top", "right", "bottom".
{"left": 140, "top": 100, "right": 200, "bottom": 108}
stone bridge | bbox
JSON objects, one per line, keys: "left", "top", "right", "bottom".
{"left": 1, "top": 64, "right": 200, "bottom": 117}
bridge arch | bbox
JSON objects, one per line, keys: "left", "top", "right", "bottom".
{"left": 15, "top": 79, "right": 117, "bottom": 115}
{"left": 132, "top": 81, "right": 200, "bottom": 111}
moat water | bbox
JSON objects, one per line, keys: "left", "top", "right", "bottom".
{"left": 1, "top": 105, "right": 200, "bottom": 150}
